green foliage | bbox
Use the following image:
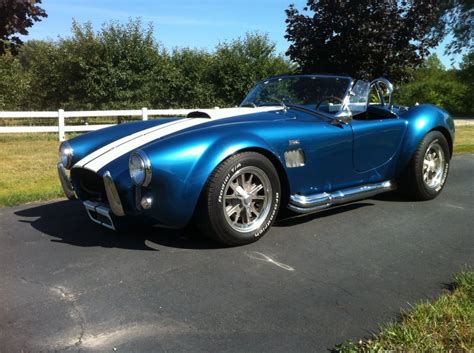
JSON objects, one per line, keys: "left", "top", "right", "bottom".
{"left": 458, "top": 52, "right": 474, "bottom": 114}
{"left": 166, "top": 48, "right": 216, "bottom": 108}
{"left": 2, "top": 17, "right": 470, "bottom": 113}
{"left": 0, "top": 19, "right": 292, "bottom": 111}
{"left": 396, "top": 55, "right": 471, "bottom": 114}
{"left": 211, "top": 33, "right": 294, "bottom": 106}
{"left": 442, "top": 0, "right": 473, "bottom": 55}
{"left": 20, "top": 40, "right": 66, "bottom": 110}
{"left": 0, "top": 0, "right": 47, "bottom": 55}
{"left": 285, "top": 1, "right": 446, "bottom": 82}
{"left": 0, "top": 52, "right": 30, "bottom": 110}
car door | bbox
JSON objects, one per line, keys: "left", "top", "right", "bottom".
{"left": 350, "top": 79, "right": 407, "bottom": 172}
{"left": 351, "top": 119, "right": 406, "bottom": 172}
{"left": 278, "top": 110, "right": 355, "bottom": 195}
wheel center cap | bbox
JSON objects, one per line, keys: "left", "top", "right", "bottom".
{"left": 242, "top": 195, "right": 252, "bottom": 207}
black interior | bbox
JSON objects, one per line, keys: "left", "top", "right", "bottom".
{"left": 353, "top": 105, "right": 398, "bottom": 120}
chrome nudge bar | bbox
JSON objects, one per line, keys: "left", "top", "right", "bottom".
{"left": 57, "top": 162, "right": 76, "bottom": 200}
{"left": 103, "top": 171, "right": 125, "bottom": 216}
{"left": 288, "top": 180, "right": 396, "bottom": 214}
{"left": 83, "top": 200, "right": 115, "bottom": 230}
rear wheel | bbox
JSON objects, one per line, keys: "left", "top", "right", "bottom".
{"left": 197, "top": 152, "right": 281, "bottom": 246}
{"left": 399, "top": 131, "right": 450, "bottom": 200}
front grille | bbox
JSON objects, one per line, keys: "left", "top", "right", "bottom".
{"left": 71, "top": 168, "right": 108, "bottom": 203}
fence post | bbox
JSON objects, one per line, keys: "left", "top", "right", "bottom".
{"left": 58, "top": 109, "right": 65, "bottom": 142}
{"left": 142, "top": 107, "right": 148, "bottom": 121}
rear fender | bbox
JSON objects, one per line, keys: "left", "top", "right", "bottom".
{"left": 396, "top": 105, "right": 454, "bottom": 174}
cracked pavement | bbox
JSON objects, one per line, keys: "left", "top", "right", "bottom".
{"left": 0, "top": 154, "right": 473, "bottom": 352}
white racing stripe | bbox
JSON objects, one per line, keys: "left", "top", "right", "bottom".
{"left": 75, "top": 107, "right": 282, "bottom": 173}
{"left": 74, "top": 119, "right": 185, "bottom": 168}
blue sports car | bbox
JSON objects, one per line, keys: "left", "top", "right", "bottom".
{"left": 58, "top": 75, "right": 454, "bottom": 245}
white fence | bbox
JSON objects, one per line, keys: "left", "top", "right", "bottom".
{"left": 1, "top": 109, "right": 471, "bottom": 142}
{"left": 0, "top": 108, "right": 196, "bottom": 141}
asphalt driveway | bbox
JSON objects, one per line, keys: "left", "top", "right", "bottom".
{"left": 1, "top": 154, "right": 473, "bottom": 352}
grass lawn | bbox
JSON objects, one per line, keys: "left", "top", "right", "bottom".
{"left": 0, "top": 125, "right": 473, "bottom": 207}
{"left": 0, "top": 133, "right": 64, "bottom": 207}
{"left": 454, "top": 125, "right": 474, "bottom": 154}
{"left": 336, "top": 271, "right": 474, "bottom": 352}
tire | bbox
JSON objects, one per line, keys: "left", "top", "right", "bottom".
{"left": 197, "top": 152, "right": 281, "bottom": 246}
{"left": 399, "top": 131, "right": 450, "bottom": 200}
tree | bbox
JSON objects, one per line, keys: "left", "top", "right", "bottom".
{"left": 25, "top": 19, "right": 163, "bottom": 110}
{"left": 164, "top": 48, "right": 216, "bottom": 108}
{"left": 442, "top": 0, "right": 473, "bottom": 55}
{"left": 459, "top": 52, "right": 474, "bottom": 84}
{"left": 396, "top": 55, "right": 470, "bottom": 114}
{"left": 285, "top": 0, "right": 445, "bottom": 82}
{"left": 21, "top": 40, "right": 63, "bottom": 110}
{"left": 0, "top": 52, "right": 30, "bottom": 109}
{"left": 458, "top": 52, "right": 474, "bottom": 113}
{"left": 211, "top": 33, "right": 294, "bottom": 105}
{"left": 1, "top": 20, "right": 293, "bottom": 110}
{"left": 0, "top": 0, "right": 47, "bottom": 55}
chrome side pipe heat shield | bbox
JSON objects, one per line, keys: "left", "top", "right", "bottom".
{"left": 288, "top": 180, "right": 396, "bottom": 214}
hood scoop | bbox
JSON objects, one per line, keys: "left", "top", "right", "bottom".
{"left": 187, "top": 107, "right": 283, "bottom": 120}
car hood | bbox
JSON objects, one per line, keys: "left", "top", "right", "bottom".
{"left": 72, "top": 106, "right": 284, "bottom": 173}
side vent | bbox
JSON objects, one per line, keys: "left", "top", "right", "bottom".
{"left": 284, "top": 148, "right": 305, "bottom": 168}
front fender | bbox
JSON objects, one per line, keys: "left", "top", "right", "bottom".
{"left": 140, "top": 129, "right": 282, "bottom": 228}
{"left": 396, "top": 104, "right": 454, "bottom": 174}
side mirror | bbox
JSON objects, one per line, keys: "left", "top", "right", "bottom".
{"left": 333, "top": 110, "right": 352, "bottom": 124}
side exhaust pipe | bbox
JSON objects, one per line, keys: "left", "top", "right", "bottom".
{"left": 288, "top": 180, "right": 396, "bottom": 214}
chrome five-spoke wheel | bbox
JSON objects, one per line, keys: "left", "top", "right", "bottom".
{"left": 422, "top": 141, "right": 445, "bottom": 189}
{"left": 399, "top": 131, "right": 450, "bottom": 201}
{"left": 223, "top": 166, "right": 272, "bottom": 232}
{"left": 197, "top": 152, "right": 281, "bottom": 246}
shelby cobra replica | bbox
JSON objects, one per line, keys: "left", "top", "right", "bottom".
{"left": 58, "top": 75, "right": 454, "bottom": 245}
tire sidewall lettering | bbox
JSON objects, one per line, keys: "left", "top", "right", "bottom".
{"left": 218, "top": 162, "right": 242, "bottom": 204}
{"left": 217, "top": 158, "right": 280, "bottom": 238}
{"left": 253, "top": 191, "right": 279, "bottom": 238}
{"left": 435, "top": 161, "right": 449, "bottom": 192}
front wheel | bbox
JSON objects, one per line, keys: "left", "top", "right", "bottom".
{"left": 197, "top": 152, "right": 281, "bottom": 246}
{"left": 399, "top": 131, "right": 450, "bottom": 200}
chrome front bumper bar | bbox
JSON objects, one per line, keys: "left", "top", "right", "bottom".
{"left": 83, "top": 200, "right": 116, "bottom": 230}
{"left": 57, "top": 163, "right": 76, "bottom": 199}
{"left": 103, "top": 171, "right": 125, "bottom": 216}
{"left": 83, "top": 170, "right": 126, "bottom": 231}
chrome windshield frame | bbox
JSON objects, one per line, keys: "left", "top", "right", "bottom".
{"left": 241, "top": 74, "right": 356, "bottom": 122}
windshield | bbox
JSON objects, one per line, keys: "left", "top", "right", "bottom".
{"left": 241, "top": 75, "right": 353, "bottom": 114}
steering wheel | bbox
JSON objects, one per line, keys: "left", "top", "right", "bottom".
{"left": 315, "top": 96, "right": 344, "bottom": 110}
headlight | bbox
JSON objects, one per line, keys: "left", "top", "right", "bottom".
{"left": 129, "top": 150, "right": 152, "bottom": 187}
{"left": 59, "top": 141, "right": 74, "bottom": 169}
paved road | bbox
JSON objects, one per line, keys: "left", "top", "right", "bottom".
{"left": 1, "top": 154, "right": 473, "bottom": 352}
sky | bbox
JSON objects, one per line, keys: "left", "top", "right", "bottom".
{"left": 25, "top": 0, "right": 462, "bottom": 68}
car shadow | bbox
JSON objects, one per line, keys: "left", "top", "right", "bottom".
{"left": 275, "top": 202, "right": 374, "bottom": 227}
{"left": 15, "top": 200, "right": 376, "bottom": 250}
{"left": 373, "top": 190, "right": 411, "bottom": 202}
{"left": 14, "top": 200, "right": 223, "bottom": 251}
